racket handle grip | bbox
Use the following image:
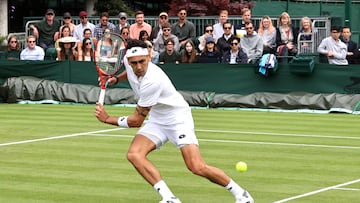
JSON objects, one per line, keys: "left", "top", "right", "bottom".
{"left": 98, "top": 89, "right": 106, "bottom": 105}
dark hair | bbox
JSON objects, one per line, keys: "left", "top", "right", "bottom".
{"left": 162, "top": 22, "right": 171, "bottom": 29}
{"left": 134, "top": 10, "right": 144, "bottom": 17}
{"left": 204, "top": 24, "right": 213, "bottom": 32}
{"left": 81, "top": 37, "right": 94, "bottom": 61}
{"left": 139, "top": 30, "right": 149, "bottom": 41}
{"left": 60, "top": 25, "right": 71, "bottom": 38}
{"left": 100, "top": 12, "right": 109, "bottom": 18}
{"left": 181, "top": 40, "right": 198, "bottom": 63}
{"left": 83, "top": 28, "right": 92, "bottom": 35}
{"left": 7, "top": 35, "right": 21, "bottom": 51}
{"left": 126, "top": 39, "right": 147, "bottom": 49}
{"left": 223, "top": 21, "right": 232, "bottom": 28}
{"left": 330, "top": 25, "right": 342, "bottom": 32}
{"left": 228, "top": 36, "right": 240, "bottom": 44}
{"left": 164, "top": 38, "right": 175, "bottom": 46}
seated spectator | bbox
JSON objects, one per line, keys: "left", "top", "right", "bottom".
{"left": 120, "top": 27, "right": 130, "bottom": 42}
{"left": 59, "top": 12, "right": 76, "bottom": 36}
{"left": 5, "top": 35, "right": 21, "bottom": 60}
{"left": 171, "top": 9, "right": 196, "bottom": 49}
{"left": 144, "top": 40, "right": 159, "bottom": 64}
{"left": 159, "top": 38, "right": 181, "bottom": 64}
{"left": 318, "top": 26, "right": 348, "bottom": 65}
{"left": 341, "top": 26, "right": 359, "bottom": 64}
{"left": 115, "top": 12, "right": 129, "bottom": 35}
{"left": 139, "top": 30, "right": 150, "bottom": 41}
{"left": 153, "top": 22, "right": 180, "bottom": 54}
{"left": 276, "top": 12, "right": 298, "bottom": 60}
{"left": 150, "top": 12, "right": 169, "bottom": 42}
{"left": 94, "top": 12, "right": 116, "bottom": 40}
{"left": 221, "top": 36, "right": 248, "bottom": 64}
{"left": 78, "top": 37, "right": 94, "bottom": 61}
{"left": 55, "top": 25, "right": 72, "bottom": 49}
{"left": 129, "top": 10, "right": 152, "bottom": 40}
{"left": 181, "top": 40, "right": 199, "bottom": 63}
{"left": 77, "top": 28, "right": 97, "bottom": 56}
{"left": 57, "top": 36, "right": 78, "bottom": 60}
{"left": 213, "top": 10, "right": 233, "bottom": 41}
{"left": 198, "top": 36, "right": 221, "bottom": 63}
{"left": 217, "top": 21, "right": 235, "bottom": 57}
{"left": 298, "top": 16, "right": 317, "bottom": 53}
{"left": 258, "top": 16, "right": 276, "bottom": 54}
{"left": 73, "top": 11, "right": 95, "bottom": 41}
{"left": 240, "top": 22, "right": 263, "bottom": 63}
{"left": 197, "top": 24, "right": 218, "bottom": 52}
{"left": 20, "top": 35, "right": 45, "bottom": 60}
{"left": 234, "top": 8, "right": 253, "bottom": 39}
{"left": 96, "top": 28, "right": 115, "bottom": 61}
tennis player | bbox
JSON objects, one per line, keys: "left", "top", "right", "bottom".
{"left": 94, "top": 40, "right": 254, "bottom": 203}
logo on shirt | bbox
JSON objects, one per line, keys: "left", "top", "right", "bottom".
{"left": 179, "top": 134, "right": 186, "bottom": 139}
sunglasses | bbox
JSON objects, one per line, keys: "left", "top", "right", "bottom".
{"left": 120, "top": 17, "right": 126, "bottom": 20}
{"left": 230, "top": 42, "right": 238, "bottom": 46}
{"left": 64, "top": 17, "right": 71, "bottom": 19}
{"left": 81, "top": 16, "right": 88, "bottom": 19}
{"left": 85, "top": 42, "right": 91, "bottom": 45}
{"left": 245, "top": 27, "right": 254, "bottom": 30}
{"left": 46, "top": 13, "right": 54, "bottom": 16}
{"left": 224, "top": 27, "right": 232, "bottom": 30}
{"left": 179, "top": 13, "right": 186, "bottom": 15}
{"left": 129, "top": 59, "right": 146, "bottom": 66}
{"left": 163, "top": 28, "right": 171, "bottom": 32}
{"left": 122, "top": 32, "right": 129, "bottom": 35}
{"left": 10, "top": 41, "right": 17, "bottom": 43}
{"left": 205, "top": 29, "right": 213, "bottom": 33}
{"left": 28, "top": 40, "right": 36, "bottom": 43}
{"left": 160, "top": 16, "right": 167, "bottom": 20}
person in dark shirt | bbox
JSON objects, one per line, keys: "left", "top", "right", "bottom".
{"left": 159, "top": 38, "right": 181, "bottom": 64}
{"left": 341, "top": 26, "right": 359, "bottom": 64}
{"left": 198, "top": 36, "right": 221, "bottom": 63}
{"left": 5, "top": 35, "right": 21, "bottom": 60}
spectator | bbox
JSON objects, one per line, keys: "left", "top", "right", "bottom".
{"left": 341, "top": 26, "right": 359, "bottom": 64}
{"left": 29, "top": 8, "right": 60, "bottom": 50}
{"left": 144, "top": 40, "right": 159, "bottom": 64}
{"left": 298, "top": 16, "right": 316, "bottom": 53}
{"left": 213, "top": 10, "right": 233, "bottom": 41}
{"left": 94, "top": 12, "right": 116, "bottom": 40}
{"left": 150, "top": 12, "right": 169, "bottom": 42}
{"left": 181, "top": 40, "right": 198, "bottom": 63}
{"left": 217, "top": 21, "right": 235, "bottom": 57}
{"left": 56, "top": 36, "right": 78, "bottom": 61}
{"left": 172, "top": 9, "right": 196, "bottom": 49}
{"left": 59, "top": 12, "right": 76, "bottom": 36}
{"left": 20, "top": 35, "right": 45, "bottom": 60}
{"left": 198, "top": 36, "right": 221, "bottom": 63}
{"left": 222, "top": 36, "right": 248, "bottom": 64}
{"left": 78, "top": 37, "right": 94, "bottom": 61}
{"left": 115, "top": 12, "right": 129, "bottom": 35}
{"left": 159, "top": 38, "right": 181, "bottom": 64}
{"left": 96, "top": 28, "right": 117, "bottom": 61}
{"left": 318, "top": 26, "right": 348, "bottom": 65}
{"left": 197, "top": 24, "right": 218, "bottom": 52}
{"left": 234, "top": 8, "right": 253, "bottom": 39}
{"left": 79, "top": 28, "right": 97, "bottom": 49}
{"left": 258, "top": 16, "right": 276, "bottom": 54}
{"left": 276, "top": 12, "right": 298, "bottom": 60}
{"left": 240, "top": 22, "right": 263, "bottom": 63}
{"left": 5, "top": 35, "right": 21, "bottom": 60}
{"left": 129, "top": 11, "right": 152, "bottom": 40}
{"left": 139, "top": 30, "right": 150, "bottom": 41}
{"left": 153, "top": 22, "right": 180, "bottom": 54}
{"left": 120, "top": 27, "right": 130, "bottom": 42}
{"left": 74, "top": 11, "right": 95, "bottom": 41}
{"left": 55, "top": 25, "right": 72, "bottom": 49}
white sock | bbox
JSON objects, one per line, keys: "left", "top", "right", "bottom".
{"left": 153, "top": 180, "right": 176, "bottom": 199}
{"left": 226, "top": 179, "right": 245, "bottom": 198}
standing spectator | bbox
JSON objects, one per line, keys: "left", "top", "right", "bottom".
{"left": 276, "top": 12, "right": 298, "bottom": 60}
{"left": 198, "top": 36, "right": 221, "bottom": 63}
{"left": 150, "top": 12, "right": 169, "bottom": 42}
{"left": 318, "top": 26, "right": 348, "bottom": 65}
{"left": 181, "top": 40, "right": 198, "bottom": 63}
{"left": 153, "top": 22, "right": 180, "bottom": 54}
{"left": 213, "top": 10, "right": 233, "bottom": 40}
{"left": 29, "top": 8, "right": 60, "bottom": 50}
{"left": 94, "top": 12, "right": 116, "bottom": 40}
{"left": 240, "top": 22, "right": 263, "bottom": 63}
{"left": 159, "top": 38, "right": 181, "bottom": 64}
{"left": 129, "top": 11, "right": 152, "bottom": 40}
{"left": 59, "top": 12, "right": 76, "bottom": 36}
{"left": 120, "top": 27, "right": 130, "bottom": 42}
{"left": 115, "top": 12, "right": 129, "bottom": 35}
{"left": 341, "top": 26, "right": 359, "bottom": 64}
{"left": 74, "top": 11, "right": 95, "bottom": 41}
{"left": 5, "top": 35, "right": 21, "bottom": 60}
{"left": 56, "top": 36, "right": 78, "bottom": 61}
{"left": 234, "top": 8, "right": 253, "bottom": 39}
{"left": 257, "top": 16, "right": 276, "bottom": 54}
{"left": 171, "top": 9, "right": 196, "bottom": 49}
{"left": 197, "top": 24, "right": 218, "bottom": 52}
{"left": 139, "top": 30, "right": 150, "bottom": 41}
{"left": 78, "top": 37, "right": 94, "bottom": 61}
{"left": 20, "top": 35, "right": 45, "bottom": 60}
{"left": 222, "top": 36, "right": 248, "bottom": 64}
{"left": 217, "top": 21, "right": 235, "bottom": 57}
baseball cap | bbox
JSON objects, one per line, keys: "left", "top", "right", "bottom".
{"left": 118, "top": 12, "right": 127, "bottom": 19}
{"left": 63, "top": 12, "right": 71, "bottom": 18}
{"left": 205, "top": 36, "right": 215, "bottom": 44}
{"left": 159, "top": 12, "right": 168, "bottom": 17}
{"left": 79, "top": 11, "right": 87, "bottom": 18}
{"left": 46, "top": 9, "right": 55, "bottom": 15}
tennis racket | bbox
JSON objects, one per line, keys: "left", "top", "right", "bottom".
{"left": 94, "top": 32, "right": 126, "bottom": 105}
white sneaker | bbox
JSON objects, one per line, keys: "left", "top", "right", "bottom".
{"left": 159, "top": 197, "right": 182, "bottom": 203}
{"left": 235, "top": 190, "right": 254, "bottom": 203}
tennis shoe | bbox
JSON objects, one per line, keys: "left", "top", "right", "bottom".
{"left": 235, "top": 190, "right": 254, "bottom": 203}
{"left": 159, "top": 196, "right": 182, "bottom": 203}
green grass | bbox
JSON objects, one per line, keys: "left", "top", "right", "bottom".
{"left": 0, "top": 104, "right": 359, "bottom": 203}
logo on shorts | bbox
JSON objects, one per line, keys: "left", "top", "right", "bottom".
{"left": 179, "top": 134, "right": 186, "bottom": 139}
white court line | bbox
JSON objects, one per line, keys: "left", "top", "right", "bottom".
{"left": 273, "top": 179, "right": 360, "bottom": 203}
{"left": 197, "top": 129, "right": 360, "bottom": 140}
{"left": 333, "top": 187, "right": 360, "bottom": 191}
{"left": 0, "top": 128, "right": 125, "bottom": 147}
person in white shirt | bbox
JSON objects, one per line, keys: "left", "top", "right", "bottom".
{"left": 73, "top": 11, "right": 95, "bottom": 41}
{"left": 213, "top": 10, "right": 233, "bottom": 40}
{"left": 94, "top": 40, "right": 254, "bottom": 203}
{"left": 20, "top": 35, "right": 45, "bottom": 60}
{"left": 318, "top": 26, "right": 348, "bottom": 65}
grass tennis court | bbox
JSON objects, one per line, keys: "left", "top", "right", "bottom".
{"left": 1, "top": 104, "right": 359, "bottom": 203}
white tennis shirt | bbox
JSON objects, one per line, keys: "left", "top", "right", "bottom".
{"left": 124, "top": 58, "right": 191, "bottom": 125}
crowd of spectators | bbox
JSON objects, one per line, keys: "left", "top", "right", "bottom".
{"left": 2, "top": 8, "right": 359, "bottom": 65}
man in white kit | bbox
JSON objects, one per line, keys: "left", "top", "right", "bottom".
{"left": 94, "top": 39, "right": 254, "bottom": 203}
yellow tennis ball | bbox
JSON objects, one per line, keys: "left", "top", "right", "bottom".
{"left": 236, "top": 161, "right": 247, "bottom": 172}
